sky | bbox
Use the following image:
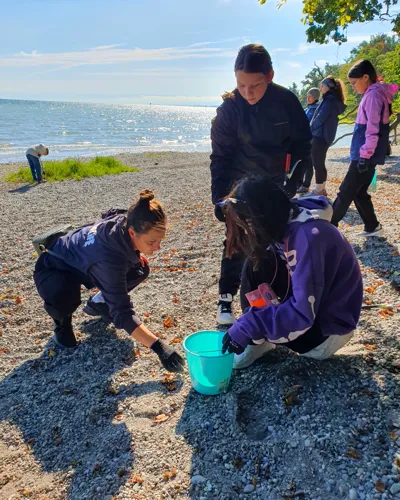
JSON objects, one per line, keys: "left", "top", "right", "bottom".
{"left": 0, "top": 0, "right": 395, "bottom": 106}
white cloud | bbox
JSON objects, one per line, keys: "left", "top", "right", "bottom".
{"left": 271, "top": 47, "right": 290, "bottom": 53}
{"left": 0, "top": 45, "right": 237, "bottom": 69}
{"left": 90, "top": 44, "right": 124, "bottom": 51}
{"left": 315, "top": 59, "right": 327, "bottom": 66}
{"left": 287, "top": 61, "right": 301, "bottom": 68}
{"left": 346, "top": 35, "right": 369, "bottom": 43}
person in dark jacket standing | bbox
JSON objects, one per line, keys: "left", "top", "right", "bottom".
{"left": 331, "top": 60, "right": 398, "bottom": 236}
{"left": 309, "top": 77, "right": 346, "bottom": 196}
{"left": 298, "top": 87, "right": 321, "bottom": 194}
{"left": 219, "top": 176, "right": 362, "bottom": 369}
{"left": 210, "top": 44, "right": 312, "bottom": 325}
{"left": 33, "top": 190, "right": 185, "bottom": 373}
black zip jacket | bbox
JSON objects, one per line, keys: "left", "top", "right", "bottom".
{"left": 210, "top": 83, "right": 312, "bottom": 204}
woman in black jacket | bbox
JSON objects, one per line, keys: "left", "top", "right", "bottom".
{"left": 309, "top": 77, "right": 346, "bottom": 196}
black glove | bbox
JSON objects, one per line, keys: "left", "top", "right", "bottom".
{"left": 222, "top": 332, "right": 245, "bottom": 355}
{"left": 214, "top": 205, "right": 225, "bottom": 222}
{"left": 150, "top": 339, "right": 185, "bottom": 373}
{"left": 357, "top": 158, "right": 370, "bottom": 173}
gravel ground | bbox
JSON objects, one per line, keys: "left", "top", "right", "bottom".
{"left": 0, "top": 148, "right": 400, "bottom": 500}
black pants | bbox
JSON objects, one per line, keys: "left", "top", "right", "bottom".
{"left": 218, "top": 166, "right": 304, "bottom": 296}
{"left": 34, "top": 254, "right": 149, "bottom": 321}
{"left": 331, "top": 160, "right": 379, "bottom": 232}
{"left": 301, "top": 156, "right": 314, "bottom": 189}
{"left": 312, "top": 138, "right": 330, "bottom": 184}
{"left": 239, "top": 250, "right": 327, "bottom": 354}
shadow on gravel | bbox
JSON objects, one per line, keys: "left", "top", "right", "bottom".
{"left": 379, "top": 156, "right": 400, "bottom": 184}
{"left": 0, "top": 324, "right": 151, "bottom": 499}
{"left": 7, "top": 183, "right": 38, "bottom": 194}
{"left": 176, "top": 349, "right": 397, "bottom": 499}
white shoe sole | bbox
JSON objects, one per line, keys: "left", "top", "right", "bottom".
{"left": 233, "top": 343, "right": 275, "bottom": 369}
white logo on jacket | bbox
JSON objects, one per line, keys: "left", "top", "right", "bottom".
{"left": 83, "top": 224, "right": 100, "bottom": 247}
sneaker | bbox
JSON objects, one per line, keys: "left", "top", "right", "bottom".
{"left": 217, "top": 293, "right": 235, "bottom": 325}
{"left": 53, "top": 317, "right": 77, "bottom": 348}
{"left": 307, "top": 188, "right": 327, "bottom": 197}
{"left": 359, "top": 224, "right": 383, "bottom": 238}
{"left": 297, "top": 185, "right": 309, "bottom": 194}
{"left": 233, "top": 342, "right": 276, "bottom": 370}
{"left": 83, "top": 296, "right": 113, "bottom": 323}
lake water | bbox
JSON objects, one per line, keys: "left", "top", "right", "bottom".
{"left": 0, "top": 98, "right": 354, "bottom": 163}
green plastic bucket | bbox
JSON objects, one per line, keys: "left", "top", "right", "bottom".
{"left": 183, "top": 330, "right": 234, "bottom": 395}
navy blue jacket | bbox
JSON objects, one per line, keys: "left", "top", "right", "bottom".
{"left": 310, "top": 92, "right": 346, "bottom": 145}
{"left": 305, "top": 101, "right": 319, "bottom": 122}
{"left": 210, "top": 83, "right": 312, "bottom": 204}
{"left": 45, "top": 215, "right": 143, "bottom": 334}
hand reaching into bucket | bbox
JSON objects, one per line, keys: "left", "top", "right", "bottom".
{"left": 221, "top": 332, "right": 245, "bottom": 355}
{"left": 151, "top": 339, "right": 185, "bottom": 373}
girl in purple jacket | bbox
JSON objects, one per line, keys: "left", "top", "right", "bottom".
{"left": 331, "top": 60, "right": 398, "bottom": 236}
{"left": 219, "top": 176, "right": 363, "bottom": 369}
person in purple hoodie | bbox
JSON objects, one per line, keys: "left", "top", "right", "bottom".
{"left": 331, "top": 60, "right": 399, "bottom": 236}
{"left": 33, "top": 190, "right": 185, "bottom": 373}
{"left": 219, "top": 176, "right": 363, "bottom": 369}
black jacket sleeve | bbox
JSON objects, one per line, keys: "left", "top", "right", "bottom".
{"left": 210, "top": 102, "right": 238, "bottom": 205}
{"left": 285, "top": 91, "right": 312, "bottom": 162}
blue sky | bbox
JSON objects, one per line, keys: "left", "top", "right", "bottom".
{"left": 0, "top": 0, "right": 395, "bottom": 105}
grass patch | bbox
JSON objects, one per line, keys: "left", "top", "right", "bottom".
{"left": 4, "top": 156, "right": 139, "bottom": 183}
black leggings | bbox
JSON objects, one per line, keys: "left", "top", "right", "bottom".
{"left": 311, "top": 138, "right": 330, "bottom": 184}
{"left": 240, "top": 249, "right": 327, "bottom": 354}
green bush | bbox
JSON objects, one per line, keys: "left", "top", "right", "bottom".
{"left": 4, "top": 156, "right": 139, "bottom": 183}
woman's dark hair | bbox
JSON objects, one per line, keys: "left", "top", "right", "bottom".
{"left": 234, "top": 44, "right": 273, "bottom": 75}
{"left": 348, "top": 59, "right": 377, "bottom": 83}
{"left": 224, "top": 176, "right": 295, "bottom": 269}
{"left": 126, "top": 190, "right": 166, "bottom": 234}
{"left": 322, "top": 75, "right": 346, "bottom": 103}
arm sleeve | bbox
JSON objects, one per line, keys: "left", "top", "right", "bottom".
{"left": 286, "top": 91, "right": 312, "bottom": 161}
{"left": 359, "top": 94, "right": 383, "bottom": 159}
{"left": 310, "top": 101, "right": 332, "bottom": 131}
{"left": 210, "top": 103, "right": 238, "bottom": 204}
{"left": 228, "top": 228, "right": 325, "bottom": 347}
{"left": 88, "top": 261, "right": 141, "bottom": 334}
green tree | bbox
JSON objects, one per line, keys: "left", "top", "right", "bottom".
{"left": 258, "top": 0, "right": 400, "bottom": 44}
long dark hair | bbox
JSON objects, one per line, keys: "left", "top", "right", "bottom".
{"left": 126, "top": 190, "right": 166, "bottom": 234}
{"left": 223, "top": 176, "right": 295, "bottom": 269}
{"left": 322, "top": 75, "right": 346, "bottom": 103}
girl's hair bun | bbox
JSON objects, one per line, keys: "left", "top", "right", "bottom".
{"left": 139, "top": 189, "right": 155, "bottom": 204}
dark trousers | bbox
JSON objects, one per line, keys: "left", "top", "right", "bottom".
{"left": 331, "top": 160, "right": 379, "bottom": 232}
{"left": 26, "top": 154, "right": 42, "bottom": 182}
{"left": 301, "top": 156, "right": 314, "bottom": 189}
{"left": 34, "top": 254, "right": 149, "bottom": 321}
{"left": 239, "top": 250, "right": 327, "bottom": 354}
{"left": 311, "top": 138, "right": 329, "bottom": 184}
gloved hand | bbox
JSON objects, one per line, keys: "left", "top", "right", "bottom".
{"left": 214, "top": 205, "right": 225, "bottom": 222}
{"left": 150, "top": 339, "right": 185, "bottom": 372}
{"left": 221, "top": 332, "right": 245, "bottom": 355}
{"left": 357, "top": 158, "right": 370, "bottom": 173}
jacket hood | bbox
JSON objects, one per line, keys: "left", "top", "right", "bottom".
{"left": 323, "top": 92, "right": 346, "bottom": 115}
{"left": 290, "top": 196, "right": 333, "bottom": 224}
{"left": 366, "top": 82, "right": 399, "bottom": 104}
{"left": 96, "top": 216, "right": 140, "bottom": 265}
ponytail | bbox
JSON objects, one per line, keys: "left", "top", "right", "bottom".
{"left": 126, "top": 190, "right": 167, "bottom": 234}
{"left": 322, "top": 76, "right": 346, "bottom": 103}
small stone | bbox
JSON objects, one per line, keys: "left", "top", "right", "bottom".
{"left": 390, "top": 483, "right": 400, "bottom": 495}
{"left": 395, "top": 386, "right": 400, "bottom": 396}
{"left": 267, "top": 426, "right": 274, "bottom": 432}
{"left": 349, "top": 488, "right": 358, "bottom": 500}
{"left": 244, "top": 484, "right": 255, "bottom": 494}
{"left": 191, "top": 475, "right": 206, "bottom": 485}
{"left": 305, "top": 438, "right": 312, "bottom": 447}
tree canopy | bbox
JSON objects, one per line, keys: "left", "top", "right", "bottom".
{"left": 290, "top": 34, "right": 399, "bottom": 116}
{"left": 258, "top": 0, "right": 400, "bottom": 44}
